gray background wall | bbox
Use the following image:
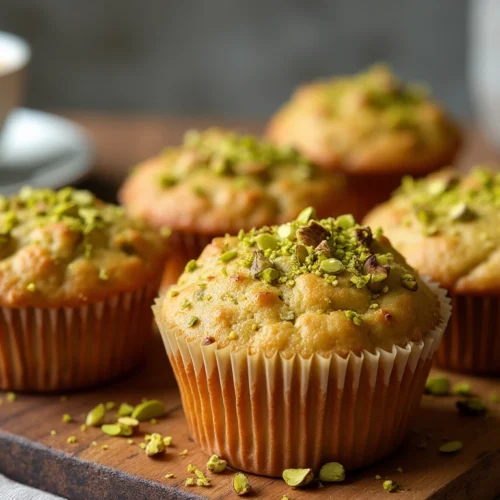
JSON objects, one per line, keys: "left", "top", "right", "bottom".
{"left": 0, "top": 0, "right": 470, "bottom": 118}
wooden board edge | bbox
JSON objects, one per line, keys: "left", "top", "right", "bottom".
{"left": 429, "top": 449, "right": 500, "bottom": 500}
{"left": 0, "top": 429, "right": 206, "bottom": 500}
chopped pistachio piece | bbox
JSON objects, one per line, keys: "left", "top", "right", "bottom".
{"left": 207, "top": 454, "right": 227, "bottom": 473}
{"left": 101, "top": 423, "right": 133, "bottom": 437}
{"left": 296, "top": 206, "right": 316, "bottom": 224}
{"left": 164, "top": 473, "right": 175, "bottom": 479}
{"left": 105, "top": 401, "right": 116, "bottom": 411}
{"left": 86, "top": 403, "right": 106, "bottom": 427}
{"left": 6, "top": 392, "right": 16, "bottom": 403}
{"left": 179, "top": 449, "right": 188, "bottom": 456}
{"left": 101, "top": 444, "right": 109, "bottom": 450}
{"left": 185, "top": 478, "right": 195, "bottom": 487}
{"left": 256, "top": 233, "right": 278, "bottom": 250}
{"left": 375, "top": 474, "right": 382, "bottom": 480}
{"left": 401, "top": 273, "right": 418, "bottom": 291}
{"left": 163, "top": 436, "right": 173, "bottom": 447}
{"left": 131, "top": 400, "right": 166, "bottom": 421}
{"left": 219, "top": 250, "right": 238, "bottom": 262}
{"left": 336, "top": 214, "right": 356, "bottom": 229}
{"left": 319, "top": 462, "right": 345, "bottom": 482}
{"left": 188, "top": 316, "right": 199, "bottom": 327}
{"left": 117, "top": 417, "right": 140, "bottom": 428}
{"left": 80, "top": 424, "right": 87, "bottom": 432}
{"left": 62, "top": 413, "right": 72, "bottom": 424}
{"left": 282, "top": 468, "right": 314, "bottom": 488}
{"left": 439, "top": 440, "right": 463, "bottom": 453}
{"left": 145, "top": 433, "right": 165, "bottom": 456}
{"left": 233, "top": 472, "right": 252, "bottom": 496}
{"left": 278, "top": 224, "right": 294, "bottom": 240}
{"left": 453, "top": 381, "right": 472, "bottom": 397}
{"left": 67, "top": 436, "right": 77, "bottom": 444}
{"left": 261, "top": 267, "right": 280, "bottom": 283}
{"left": 118, "top": 402, "right": 134, "bottom": 417}
{"left": 127, "top": 439, "right": 135, "bottom": 445}
{"left": 383, "top": 479, "right": 399, "bottom": 492}
{"left": 449, "top": 202, "right": 476, "bottom": 222}
{"left": 26, "top": 283, "right": 36, "bottom": 292}
{"left": 425, "top": 375, "right": 449, "bottom": 396}
{"left": 320, "top": 258, "right": 345, "bottom": 274}
{"left": 456, "top": 398, "right": 487, "bottom": 416}
{"left": 50, "top": 430, "right": 57, "bottom": 436}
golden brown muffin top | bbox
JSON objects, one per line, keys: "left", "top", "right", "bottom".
{"left": 364, "top": 167, "right": 500, "bottom": 293}
{"left": 156, "top": 208, "right": 441, "bottom": 358}
{"left": 267, "top": 64, "right": 461, "bottom": 174}
{"left": 0, "top": 186, "right": 169, "bottom": 308}
{"left": 119, "top": 128, "right": 347, "bottom": 234}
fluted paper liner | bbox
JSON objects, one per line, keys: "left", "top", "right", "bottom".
{"left": 161, "top": 232, "right": 214, "bottom": 291}
{"left": 0, "top": 281, "right": 160, "bottom": 392}
{"left": 435, "top": 293, "right": 500, "bottom": 374}
{"left": 155, "top": 279, "right": 450, "bottom": 476}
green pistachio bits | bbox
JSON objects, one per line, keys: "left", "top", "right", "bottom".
{"left": 219, "top": 250, "right": 238, "bottom": 262}
{"left": 131, "top": 400, "right": 166, "bottom": 421}
{"left": 425, "top": 375, "right": 449, "bottom": 396}
{"left": 278, "top": 224, "right": 294, "bottom": 240}
{"left": 86, "top": 403, "right": 106, "bottom": 427}
{"left": 296, "top": 206, "right": 316, "bottom": 224}
{"left": 146, "top": 434, "right": 165, "bottom": 456}
{"left": 336, "top": 214, "right": 355, "bottom": 229}
{"left": 383, "top": 479, "right": 399, "bottom": 492}
{"left": 439, "top": 440, "right": 463, "bottom": 453}
{"left": 256, "top": 233, "right": 278, "bottom": 250}
{"left": 117, "top": 417, "right": 140, "bottom": 428}
{"left": 453, "top": 381, "right": 472, "bottom": 397}
{"left": 282, "top": 468, "right": 314, "bottom": 488}
{"left": 101, "top": 424, "right": 133, "bottom": 437}
{"left": 320, "top": 258, "right": 345, "bottom": 274}
{"left": 206, "top": 454, "right": 227, "bottom": 473}
{"left": 118, "top": 402, "right": 134, "bottom": 417}
{"left": 456, "top": 398, "right": 487, "bottom": 416}
{"left": 233, "top": 472, "right": 252, "bottom": 496}
{"left": 319, "top": 462, "right": 346, "bottom": 483}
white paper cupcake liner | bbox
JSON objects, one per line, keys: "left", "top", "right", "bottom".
{"left": 435, "top": 293, "right": 500, "bottom": 374}
{"left": 0, "top": 280, "right": 160, "bottom": 392}
{"left": 155, "top": 279, "right": 450, "bottom": 477}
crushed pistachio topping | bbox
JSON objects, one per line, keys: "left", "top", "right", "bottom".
{"left": 164, "top": 473, "right": 175, "bottom": 479}
{"left": 105, "top": 401, "right": 116, "bottom": 411}
{"left": 425, "top": 375, "right": 449, "bottom": 396}
{"left": 50, "top": 430, "right": 57, "bottom": 436}
{"left": 282, "top": 468, "right": 314, "bottom": 488}
{"left": 118, "top": 402, "right": 134, "bottom": 417}
{"left": 394, "top": 168, "right": 500, "bottom": 236}
{"left": 6, "top": 392, "right": 16, "bottom": 402}
{"left": 145, "top": 433, "right": 165, "bottom": 456}
{"left": 213, "top": 208, "right": 416, "bottom": 296}
{"left": 179, "top": 449, "right": 188, "bottom": 456}
{"left": 101, "top": 423, "right": 134, "bottom": 437}
{"left": 66, "top": 436, "right": 77, "bottom": 444}
{"left": 157, "top": 129, "right": 315, "bottom": 189}
{"left": 439, "top": 440, "right": 463, "bottom": 453}
{"left": 62, "top": 413, "right": 72, "bottom": 424}
{"left": 186, "top": 464, "right": 211, "bottom": 487}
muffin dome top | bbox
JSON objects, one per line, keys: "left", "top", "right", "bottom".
{"left": 267, "top": 64, "right": 461, "bottom": 174}
{"left": 157, "top": 209, "right": 441, "bottom": 358}
{"left": 0, "top": 187, "right": 169, "bottom": 307}
{"left": 119, "top": 128, "right": 346, "bottom": 234}
{"left": 364, "top": 167, "right": 500, "bottom": 293}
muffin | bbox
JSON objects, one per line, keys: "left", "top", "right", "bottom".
{"left": 267, "top": 64, "right": 462, "bottom": 217}
{"left": 154, "top": 208, "right": 450, "bottom": 476}
{"left": 119, "top": 128, "right": 349, "bottom": 290}
{"left": 0, "top": 186, "right": 169, "bottom": 391}
{"left": 365, "top": 167, "right": 500, "bottom": 373}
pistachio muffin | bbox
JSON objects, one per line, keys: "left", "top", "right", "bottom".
{"left": 119, "top": 128, "right": 349, "bottom": 289}
{"left": 267, "top": 64, "right": 461, "bottom": 217}
{"left": 154, "top": 208, "right": 450, "bottom": 476}
{"left": 365, "top": 167, "right": 500, "bottom": 373}
{"left": 0, "top": 186, "right": 169, "bottom": 391}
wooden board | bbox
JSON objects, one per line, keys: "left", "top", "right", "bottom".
{"left": 1, "top": 333, "right": 500, "bottom": 500}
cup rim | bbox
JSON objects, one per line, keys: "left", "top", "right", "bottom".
{"left": 0, "top": 31, "right": 31, "bottom": 76}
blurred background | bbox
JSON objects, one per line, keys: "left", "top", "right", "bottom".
{"left": 0, "top": 0, "right": 470, "bottom": 118}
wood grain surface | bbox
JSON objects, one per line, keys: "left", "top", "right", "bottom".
{"left": 0, "top": 116, "right": 500, "bottom": 499}
{"left": 1, "top": 333, "right": 500, "bottom": 500}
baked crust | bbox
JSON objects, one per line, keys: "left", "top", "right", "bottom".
{"left": 156, "top": 212, "right": 441, "bottom": 358}
{"left": 119, "top": 128, "right": 348, "bottom": 234}
{"left": 267, "top": 65, "right": 461, "bottom": 174}
{"left": 364, "top": 168, "right": 500, "bottom": 294}
{"left": 0, "top": 187, "right": 168, "bottom": 307}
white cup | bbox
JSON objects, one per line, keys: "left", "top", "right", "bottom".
{"left": 0, "top": 32, "right": 31, "bottom": 130}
